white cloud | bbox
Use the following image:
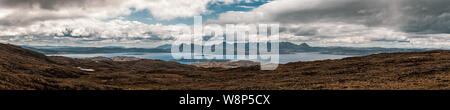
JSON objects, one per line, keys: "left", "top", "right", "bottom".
{"left": 237, "top": 5, "right": 256, "bottom": 9}
{"left": 208, "top": 0, "right": 326, "bottom": 24}
{"left": 0, "top": 0, "right": 250, "bottom": 25}
{"left": 127, "top": 0, "right": 265, "bottom": 20}
{"left": 0, "top": 18, "right": 193, "bottom": 47}
{"left": 1, "top": 0, "right": 450, "bottom": 48}
{"left": 126, "top": 0, "right": 210, "bottom": 20}
{"left": 0, "top": 8, "right": 14, "bottom": 19}
{"left": 280, "top": 23, "right": 408, "bottom": 43}
{"left": 206, "top": 0, "right": 450, "bottom": 48}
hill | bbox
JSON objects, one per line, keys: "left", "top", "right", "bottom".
{"left": 1, "top": 43, "right": 449, "bottom": 90}
{"left": 0, "top": 43, "right": 195, "bottom": 90}
{"left": 0, "top": 43, "right": 108, "bottom": 89}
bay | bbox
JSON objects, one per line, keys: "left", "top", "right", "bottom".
{"left": 48, "top": 52, "right": 354, "bottom": 64}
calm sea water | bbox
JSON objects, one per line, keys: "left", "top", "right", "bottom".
{"left": 48, "top": 52, "right": 353, "bottom": 64}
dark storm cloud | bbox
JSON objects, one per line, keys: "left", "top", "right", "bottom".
{"left": 273, "top": 0, "right": 390, "bottom": 25}
{"left": 271, "top": 0, "right": 450, "bottom": 34}
{"left": 400, "top": 0, "right": 450, "bottom": 34}
{"left": 0, "top": 0, "right": 111, "bottom": 10}
{"left": 0, "top": 13, "right": 85, "bottom": 26}
{"left": 0, "top": 0, "right": 123, "bottom": 26}
{"left": 211, "top": 0, "right": 448, "bottom": 35}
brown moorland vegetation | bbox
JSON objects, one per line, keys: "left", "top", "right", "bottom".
{"left": 0, "top": 43, "right": 448, "bottom": 90}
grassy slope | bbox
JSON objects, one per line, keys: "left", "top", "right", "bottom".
{"left": 0, "top": 43, "right": 448, "bottom": 90}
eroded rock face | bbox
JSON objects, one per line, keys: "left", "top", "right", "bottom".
{"left": 82, "top": 56, "right": 141, "bottom": 62}
{"left": 111, "top": 56, "right": 141, "bottom": 62}
{"left": 190, "top": 60, "right": 260, "bottom": 69}
{"left": 82, "top": 56, "right": 113, "bottom": 62}
{"left": 77, "top": 67, "right": 95, "bottom": 72}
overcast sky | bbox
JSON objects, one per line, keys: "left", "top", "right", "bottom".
{"left": 0, "top": 0, "right": 449, "bottom": 48}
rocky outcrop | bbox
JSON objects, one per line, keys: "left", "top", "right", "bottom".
{"left": 190, "top": 60, "right": 260, "bottom": 69}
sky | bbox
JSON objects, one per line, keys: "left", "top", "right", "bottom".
{"left": 0, "top": 0, "right": 450, "bottom": 48}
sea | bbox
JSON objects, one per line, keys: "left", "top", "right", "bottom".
{"left": 48, "top": 52, "right": 354, "bottom": 64}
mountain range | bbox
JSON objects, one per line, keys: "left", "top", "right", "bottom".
{"left": 22, "top": 42, "right": 432, "bottom": 56}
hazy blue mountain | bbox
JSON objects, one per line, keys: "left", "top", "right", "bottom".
{"left": 22, "top": 42, "right": 432, "bottom": 56}
{"left": 22, "top": 46, "right": 170, "bottom": 54}
{"left": 276, "top": 42, "right": 431, "bottom": 55}
{"left": 161, "top": 42, "right": 432, "bottom": 55}
{"left": 155, "top": 44, "right": 172, "bottom": 50}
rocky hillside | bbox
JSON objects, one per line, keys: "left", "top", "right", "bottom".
{"left": 0, "top": 43, "right": 195, "bottom": 90}
{"left": 190, "top": 60, "right": 260, "bottom": 69}
{"left": 0, "top": 43, "right": 449, "bottom": 90}
{"left": 0, "top": 43, "right": 101, "bottom": 89}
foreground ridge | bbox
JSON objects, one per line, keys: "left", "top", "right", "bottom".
{"left": 0, "top": 43, "right": 448, "bottom": 90}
